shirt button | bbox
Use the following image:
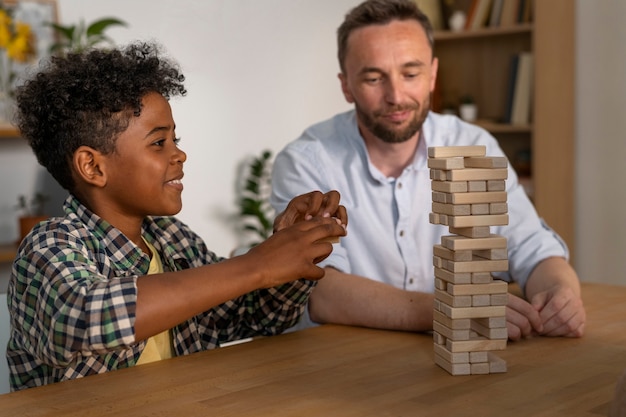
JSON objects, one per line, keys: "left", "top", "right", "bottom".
{"left": 397, "top": 182, "right": 403, "bottom": 189}
{"left": 399, "top": 230, "right": 404, "bottom": 237}
{"left": 409, "top": 278, "right": 414, "bottom": 284}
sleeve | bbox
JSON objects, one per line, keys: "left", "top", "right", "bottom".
{"left": 9, "top": 221, "right": 139, "bottom": 367}
{"left": 270, "top": 140, "right": 352, "bottom": 274}
{"left": 470, "top": 126, "right": 570, "bottom": 291}
{"left": 198, "top": 279, "right": 318, "bottom": 344}
{"left": 269, "top": 139, "right": 336, "bottom": 215}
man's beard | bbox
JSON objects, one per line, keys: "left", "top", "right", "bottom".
{"left": 356, "top": 96, "right": 430, "bottom": 144}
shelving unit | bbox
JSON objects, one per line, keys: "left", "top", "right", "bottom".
{"left": 431, "top": 1, "right": 575, "bottom": 260}
{"left": 0, "top": 122, "right": 22, "bottom": 262}
{"left": 0, "top": 124, "right": 19, "bottom": 138}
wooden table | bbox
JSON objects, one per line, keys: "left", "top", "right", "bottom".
{"left": 0, "top": 282, "right": 624, "bottom": 416}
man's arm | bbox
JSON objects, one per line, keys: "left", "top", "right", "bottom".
{"left": 307, "top": 267, "right": 434, "bottom": 332}
{"left": 507, "top": 256, "right": 586, "bottom": 340}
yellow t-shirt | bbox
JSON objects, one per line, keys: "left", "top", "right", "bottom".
{"left": 136, "top": 238, "right": 175, "bottom": 365}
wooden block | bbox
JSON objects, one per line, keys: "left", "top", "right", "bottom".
{"left": 433, "top": 255, "right": 443, "bottom": 268}
{"left": 434, "top": 319, "right": 471, "bottom": 341}
{"left": 444, "top": 257, "right": 509, "bottom": 273}
{"left": 431, "top": 180, "right": 468, "bottom": 193}
{"left": 446, "top": 280, "right": 508, "bottom": 296}
{"left": 435, "top": 278, "right": 446, "bottom": 290}
{"left": 429, "top": 212, "right": 448, "bottom": 226}
{"left": 434, "top": 342, "right": 470, "bottom": 364}
{"left": 490, "top": 202, "right": 508, "bottom": 214}
{"left": 446, "top": 168, "right": 508, "bottom": 181}
{"left": 449, "top": 214, "right": 509, "bottom": 228}
{"left": 468, "top": 181, "right": 487, "bottom": 192}
{"left": 472, "top": 272, "right": 493, "bottom": 284}
{"left": 464, "top": 156, "right": 508, "bottom": 168}
{"left": 442, "top": 234, "right": 507, "bottom": 251}
{"left": 471, "top": 203, "right": 490, "bottom": 215}
{"left": 434, "top": 244, "right": 472, "bottom": 262}
{"left": 474, "top": 248, "right": 508, "bottom": 260}
{"left": 434, "top": 267, "right": 471, "bottom": 284}
{"left": 449, "top": 226, "right": 491, "bottom": 238}
{"left": 433, "top": 330, "right": 445, "bottom": 345}
{"left": 469, "top": 351, "right": 489, "bottom": 363}
{"left": 428, "top": 146, "right": 486, "bottom": 158}
{"left": 428, "top": 157, "right": 465, "bottom": 170}
{"left": 435, "top": 289, "right": 472, "bottom": 307}
{"left": 449, "top": 191, "right": 507, "bottom": 204}
{"left": 432, "top": 191, "right": 448, "bottom": 203}
{"left": 434, "top": 309, "right": 471, "bottom": 330}
{"left": 488, "top": 352, "right": 507, "bottom": 373}
{"left": 490, "top": 293, "right": 508, "bottom": 306}
{"left": 487, "top": 180, "right": 506, "bottom": 191}
{"left": 471, "top": 320, "right": 508, "bottom": 339}
{"left": 439, "top": 304, "right": 506, "bottom": 320}
{"left": 474, "top": 316, "right": 507, "bottom": 328}
{"left": 430, "top": 169, "right": 448, "bottom": 181}
{"left": 434, "top": 353, "right": 471, "bottom": 375}
{"left": 432, "top": 202, "right": 471, "bottom": 216}
{"left": 471, "top": 362, "right": 491, "bottom": 375}
{"left": 472, "top": 294, "right": 491, "bottom": 306}
{"left": 446, "top": 337, "right": 507, "bottom": 353}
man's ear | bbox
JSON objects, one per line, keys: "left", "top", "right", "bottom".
{"left": 338, "top": 72, "right": 355, "bottom": 104}
{"left": 73, "top": 146, "right": 107, "bottom": 187}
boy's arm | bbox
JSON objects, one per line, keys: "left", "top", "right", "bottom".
{"left": 134, "top": 215, "right": 346, "bottom": 340}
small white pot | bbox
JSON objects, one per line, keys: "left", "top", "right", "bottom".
{"left": 459, "top": 103, "right": 478, "bottom": 122}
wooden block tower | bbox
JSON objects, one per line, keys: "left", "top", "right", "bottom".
{"left": 428, "top": 145, "right": 509, "bottom": 375}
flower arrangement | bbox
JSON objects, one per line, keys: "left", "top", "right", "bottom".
{"left": 0, "top": 4, "right": 36, "bottom": 101}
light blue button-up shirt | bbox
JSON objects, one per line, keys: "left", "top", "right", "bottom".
{"left": 271, "top": 110, "right": 567, "bottom": 297}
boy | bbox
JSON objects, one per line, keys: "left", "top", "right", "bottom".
{"left": 7, "top": 41, "right": 346, "bottom": 391}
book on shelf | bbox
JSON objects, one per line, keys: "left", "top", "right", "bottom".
{"left": 466, "top": 0, "right": 493, "bottom": 30}
{"left": 505, "top": 52, "right": 533, "bottom": 125}
{"left": 499, "top": 0, "right": 520, "bottom": 27}
{"left": 488, "top": 0, "right": 504, "bottom": 27}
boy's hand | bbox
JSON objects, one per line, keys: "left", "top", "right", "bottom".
{"left": 273, "top": 190, "right": 348, "bottom": 232}
{"left": 246, "top": 215, "right": 347, "bottom": 288}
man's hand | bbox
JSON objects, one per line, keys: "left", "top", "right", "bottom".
{"left": 529, "top": 285, "right": 586, "bottom": 337}
{"left": 506, "top": 293, "right": 543, "bottom": 341}
{"left": 273, "top": 190, "right": 348, "bottom": 232}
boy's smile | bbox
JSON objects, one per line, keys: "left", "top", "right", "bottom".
{"left": 99, "top": 92, "right": 187, "bottom": 225}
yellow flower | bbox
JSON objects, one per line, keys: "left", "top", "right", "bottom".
{"left": 0, "top": 10, "right": 12, "bottom": 49}
{"left": 7, "top": 23, "right": 35, "bottom": 63}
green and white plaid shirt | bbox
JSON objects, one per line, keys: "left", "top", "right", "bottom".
{"left": 7, "top": 195, "right": 314, "bottom": 391}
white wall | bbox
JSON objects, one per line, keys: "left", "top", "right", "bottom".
{"left": 0, "top": 0, "right": 359, "bottom": 262}
{"left": 575, "top": 0, "right": 626, "bottom": 286}
{"left": 0, "top": 0, "right": 625, "bottom": 291}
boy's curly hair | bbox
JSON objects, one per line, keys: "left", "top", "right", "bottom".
{"left": 15, "top": 41, "right": 187, "bottom": 192}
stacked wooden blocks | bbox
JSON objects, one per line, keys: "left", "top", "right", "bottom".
{"left": 428, "top": 145, "right": 509, "bottom": 375}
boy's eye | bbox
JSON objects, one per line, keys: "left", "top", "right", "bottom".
{"left": 174, "top": 137, "right": 181, "bottom": 145}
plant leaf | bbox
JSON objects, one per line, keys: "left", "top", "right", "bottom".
{"left": 86, "top": 18, "right": 127, "bottom": 37}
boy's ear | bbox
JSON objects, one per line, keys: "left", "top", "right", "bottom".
{"left": 73, "top": 146, "right": 107, "bottom": 187}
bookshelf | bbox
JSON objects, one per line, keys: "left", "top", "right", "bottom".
{"left": 0, "top": 123, "right": 19, "bottom": 138}
{"left": 430, "top": 1, "right": 576, "bottom": 260}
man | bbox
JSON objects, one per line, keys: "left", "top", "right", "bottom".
{"left": 270, "top": 0, "right": 585, "bottom": 340}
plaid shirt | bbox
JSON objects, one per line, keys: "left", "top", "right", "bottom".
{"left": 7, "top": 195, "right": 315, "bottom": 391}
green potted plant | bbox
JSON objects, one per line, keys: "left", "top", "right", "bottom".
{"left": 236, "top": 149, "right": 274, "bottom": 248}
{"left": 15, "top": 193, "right": 49, "bottom": 242}
{"left": 47, "top": 17, "right": 128, "bottom": 56}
